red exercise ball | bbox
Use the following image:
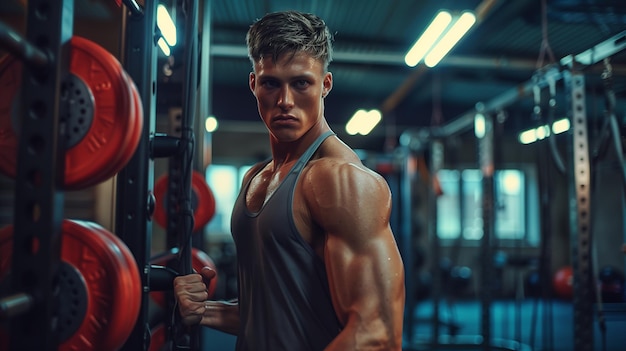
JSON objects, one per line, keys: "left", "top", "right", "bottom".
{"left": 553, "top": 266, "right": 573, "bottom": 299}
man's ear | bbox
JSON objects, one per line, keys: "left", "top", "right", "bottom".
{"left": 249, "top": 72, "right": 256, "bottom": 95}
{"left": 322, "top": 72, "right": 333, "bottom": 98}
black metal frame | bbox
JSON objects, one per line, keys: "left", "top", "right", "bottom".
{"left": 115, "top": 2, "right": 158, "bottom": 350}
{"left": 5, "top": 1, "right": 73, "bottom": 350}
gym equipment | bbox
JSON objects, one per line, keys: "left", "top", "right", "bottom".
{"left": 0, "top": 36, "right": 142, "bottom": 190}
{"left": 154, "top": 170, "right": 216, "bottom": 233}
{"left": 598, "top": 265, "right": 625, "bottom": 303}
{"left": 147, "top": 248, "right": 218, "bottom": 351}
{"left": 553, "top": 266, "right": 574, "bottom": 300}
{"left": 0, "top": 220, "right": 142, "bottom": 351}
{"left": 148, "top": 323, "right": 166, "bottom": 351}
{"left": 150, "top": 247, "right": 218, "bottom": 308}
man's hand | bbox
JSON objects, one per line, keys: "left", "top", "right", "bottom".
{"left": 173, "top": 266, "right": 217, "bottom": 326}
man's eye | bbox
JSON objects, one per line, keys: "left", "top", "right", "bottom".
{"left": 261, "top": 80, "right": 278, "bottom": 88}
{"left": 295, "top": 80, "right": 309, "bottom": 88}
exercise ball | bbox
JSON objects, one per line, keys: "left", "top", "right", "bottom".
{"left": 553, "top": 266, "right": 573, "bottom": 300}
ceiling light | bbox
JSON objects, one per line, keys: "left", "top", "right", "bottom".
{"left": 157, "top": 37, "right": 171, "bottom": 56}
{"left": 552, "top": 118, "right": 570, "bottom": 134}
{"left": 474, "top": 112, "right": 485, "bottom": 138}
{"left": 519, "top": 129, "right": 537, "bottom": 145}
{"left": 157, "top": 4, "right": 177, "bottom": 46}
{"left": 424, "top": 11, "right": 476, "bottom": 67}
{"left": 518, "top": 118, "right": 570, "bottom": 144}
{"left": 346, "top": 109, "right": 382, "bottom": 136}
{"left": 405, "top": 11, "right": 452, "bottom": 67}
{"left": 205, "top": 116, "right": 218, "bottom": 133}
{"left": 405, "top": 10, "right": 476, "bottom": 68}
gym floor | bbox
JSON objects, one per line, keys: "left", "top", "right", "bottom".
{"left": 200, "top": 299, "right": 626, "bottom": 351}
{"left": 408, "top": 299, "right": 626, "bottom": 351}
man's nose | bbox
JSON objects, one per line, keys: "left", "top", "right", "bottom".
{"left": 277, "top": 86, "right": 294, "bottom": 109}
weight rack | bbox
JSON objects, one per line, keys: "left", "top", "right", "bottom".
{"left": 114, "top": 1, "right": 158, "bottom": 350}
{"left": 2, "top": 0, "right": 72, "bottom": 350}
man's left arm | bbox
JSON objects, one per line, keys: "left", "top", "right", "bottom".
{"left": 305, "top": 162, "right": 405, "bottom": 350}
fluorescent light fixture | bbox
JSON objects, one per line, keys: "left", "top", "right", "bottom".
{"left": 405, "top": 10, "right": 476, "bottom": 68}
{"left": 205, "top": 116, "right": 218, "bottom": 132}
{"left": 346, "top": 109, "right": 382, "bottom": 136}
{"left": 552, "top": 118, "right": 570, "bottom": 134}
{"left": 474, "top": 112, "right": 485, "bottom": 138}
{"left": 518, "top": 118, "right": 570, "bottom": 144}
{"left": 519, "top": 129, "right": 538, "bottom": 144}
{"left": 535, "top": 125, "right": 549, "bottom": 140}
{"left": 405, "top": 11, "right": 452, "bottom": 67}
{"left": 157, "top": 4, "right": 177, "bottom": 46}
{"left": 157, "top": 37, "right": 171, "bottom": 56}
{"left": 424, "top": 11, "right": 476, "bottom": 67}
{"left": 346, "top": 109, "right": 367, "bottom": 135}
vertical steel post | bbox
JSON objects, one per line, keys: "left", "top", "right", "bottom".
{"left": 477, "top": 111, "right": 495, "bottom": 351}
{"left": 9, "top": 1, "right": 73, "bottom": 350}
{"left": 169, "top": 1, "right": 200, "bottom": 349}
{"left": 429, "top": 140, "right": 443, "bottom": 348}
{"left": 116, "top": 2, "right": 158, "bottom": 350}
{"left": 564, "top": 69, "right": 594, "bottom": 351}
{"left": 399, "top": 146, "right": 415, "bottom": 347}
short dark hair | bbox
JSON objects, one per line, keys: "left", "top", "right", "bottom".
{"left": 246, "top": 10, "right": 334, "bottom": 70}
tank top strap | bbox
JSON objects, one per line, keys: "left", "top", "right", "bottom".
{"left": 290, "top": 131, "right": 335, "bottom": 174}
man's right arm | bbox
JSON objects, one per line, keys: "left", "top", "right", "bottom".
{"left": 173, "top": 267, "right": 240, "bottom": 335}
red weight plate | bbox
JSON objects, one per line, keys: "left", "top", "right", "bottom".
{"left": 0, "top": 220, "right": 141, "bottom": 351}
{"left": 69, "top": 70, "right": 141, "bottom": 189}
{"left": 148, "top": 323, "right": 166, "bottom": 351}
{"left": 152, "top": 173, "right": 169, "bottom": 230}
{"left": 153, "top": 170, "right": 216, "bottom": 233}
{"left": 76, "top": 220, "right": 142, "bottom": 347}
{"left": 112, "top": 73, "right": 143, "bottom": 173}
{"left": 150, "top": 248, "right": 218, "bottom": 308}
{"left": 191, "top": 171, "right": 216, "bottom": 231}
{"left": 0, "top": 37, "right": 134, "bottom": 190}
{"left": 64, "top": 36, "right": 134, "bottom": 189}
{"left": 0, "top": 55, "right": 20, "bottom": 179}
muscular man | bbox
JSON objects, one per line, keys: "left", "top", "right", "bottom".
{"left": 173, "top": 10, "right": 405, "bottom": 350}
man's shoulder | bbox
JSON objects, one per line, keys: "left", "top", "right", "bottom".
{"left": 305, "top": 155, "right": 386, "bottom": 188}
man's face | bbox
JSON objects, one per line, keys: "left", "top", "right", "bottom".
{"left": 249, "top": 52, "right": 332, "bottom": 142}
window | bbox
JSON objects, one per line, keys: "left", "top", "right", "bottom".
{"left": 206, "top": 164, "right": 252, "bottom": 236}
{"left": 436, "top": 168, "right": 530, "bottom": 243}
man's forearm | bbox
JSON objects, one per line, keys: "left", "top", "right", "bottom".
{"left": 202, "top": 299, "right": 240, "bottom": 335}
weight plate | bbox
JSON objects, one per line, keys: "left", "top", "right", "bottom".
{"left": 0, "top": 55, "right": 20, "bottom": 180}
{"left": 76, "top": 220, "right": 142, "bottom": 349}
{"left": 63, "top": 36, "right": 134, "bottom": 189}
{"left": 153, "top": 170, "right": 216, "bottom": 233}
{"left": 0, "top": 36, "right": 135, "bottom": 190}
{"left": 0, "top": 220, "right": 141, "bottom": 350}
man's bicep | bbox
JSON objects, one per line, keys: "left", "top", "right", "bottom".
{"left": 324, "top": 227, "right": 404, "bottom": 334}
{"left": 317, "top": 166, "right": 403, "bottom": 324}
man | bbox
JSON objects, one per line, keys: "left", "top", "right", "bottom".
{"left": 173, "top": 10, "right": 405, "bottom": 350}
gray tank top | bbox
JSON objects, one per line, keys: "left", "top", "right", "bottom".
{"left": 231, "top": 131, "right": 342, "bottom": 351}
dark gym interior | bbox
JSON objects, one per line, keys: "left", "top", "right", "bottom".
{"left": 1, "top": 0, "right": 626, "bottom": 350}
